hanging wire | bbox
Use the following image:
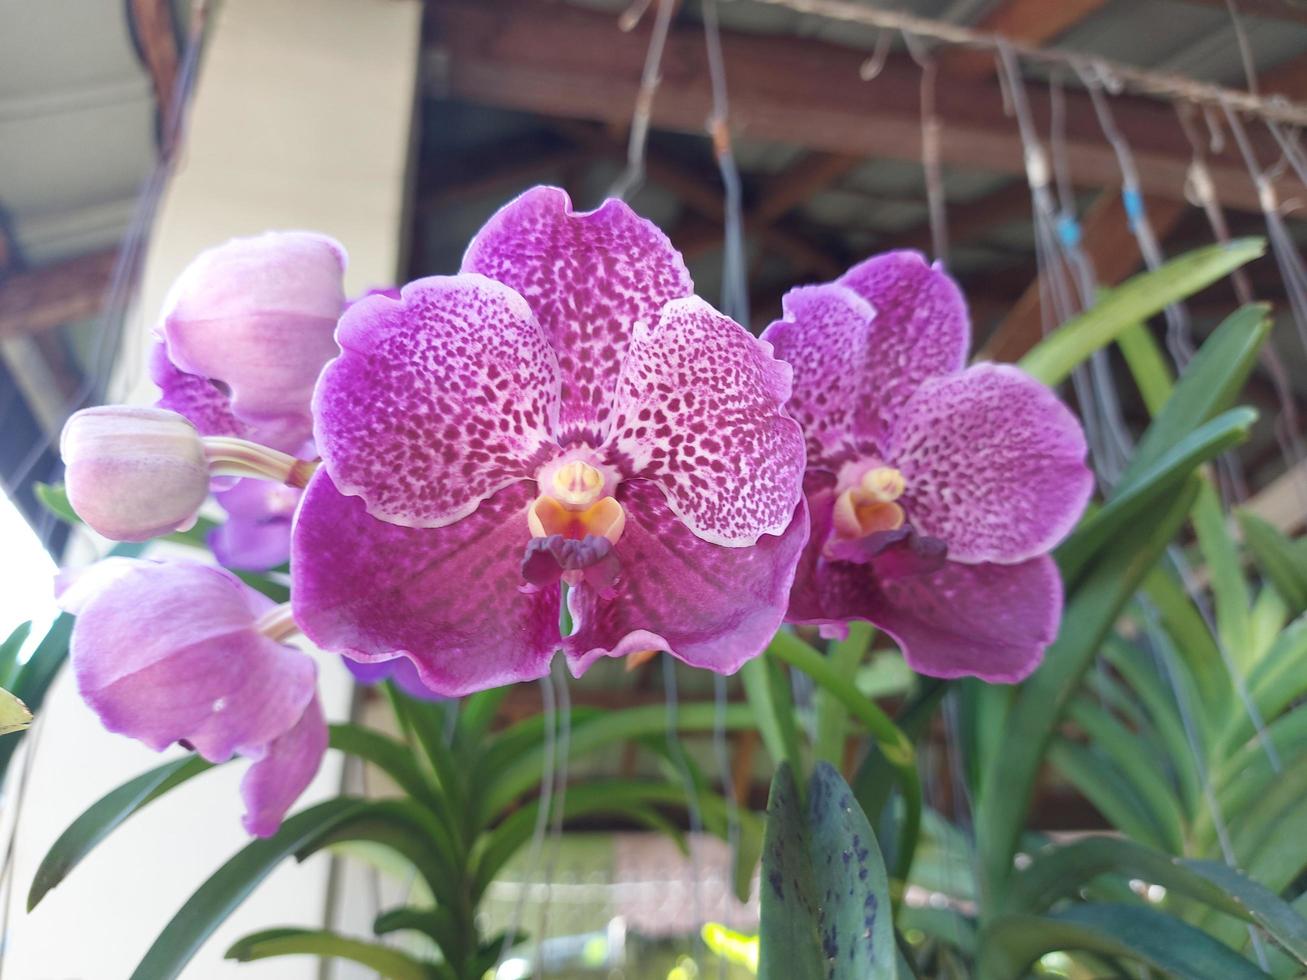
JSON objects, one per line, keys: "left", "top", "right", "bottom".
{"left": 744, "top": 0, "right": 1307, "bottom": 126}
{"left": 662, "top": 656, "right": 706, "bottom": 953}
{"left": 496, "top": 674, "right": 559, "bottom": 971}
{"left": 701, "top": 0, "right": 749, "bottom": 325}
{"left": 609, "top": 0, "right": 677, "bottom": 201}
{"left": 1226, "top": 0, "right": 1260, "bottom": 96}
{"left": 533, "top": 662, "right": 573, "bottom": 970}
{"left": 901, "top": 31, "right": 949, "bottom": 266}
{"left": 710, "top": 674, "right": 740, "bottom": 980}
{"left": 1223, "top": 103, "right": 1307, "bottom": 513}
{"left": 1176, "top": 105, "right": 1254, "bottom": 304}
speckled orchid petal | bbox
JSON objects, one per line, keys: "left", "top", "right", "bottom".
{"left": 607, "top": 297, "right": 805, "bottom": 546}
{"left": 209, "top": 480, "right": 300, "bottom": 571}
{"left": 786, "top": 482, "right": 1058, "bottom": 682}
{"left": 313, "top": 275, "right": 562, "bottom": 528}
{"left": 292, "top": 472, "right": 560, "bottom": 697}
{"left": 462, "top": 186, "right": 694, "bottom": 440}
{"left": 565, "top": 481, "right": 807, "bottom": 676}
{"left": 240, "top": 694, "right": 327, "bottom": 837}
{"left": 761, "top": 284, "right": 880, "bottom": 468}
{"left": 888, "top": 363, "right": 1094, "bottom": 564}
{"left": 864, "top": 551, "right": 1061, "bottom": 683}
{"left": 55, "top": 558, "right": 317, "bottom": 762}
{"left": 835, "top": 251, "right": 969, "bottom": 440}
{"left": 150, "top": 342, "right": 245, "bottom": 439}
{"left": 161, "top": 231, "right": 345, "bottom": 433}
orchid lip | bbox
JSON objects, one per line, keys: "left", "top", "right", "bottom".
{"left": 828, "top": 463, "right": 907, "bottom": 550}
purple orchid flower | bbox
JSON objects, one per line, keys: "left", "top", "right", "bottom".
{"left": 149, "top": 232, "right": 347, "bottom": 569}
{"left": 761, "top": 252, "right": 1094, "bottom": 683}
{"left": 55, "top": 558, "right": 326, "bottom": 836}
{"left": 292, "top": 187, "right": 808, "bottom": 697}
{"left": 344, "top": 656, "right": 446, "bottom": 702}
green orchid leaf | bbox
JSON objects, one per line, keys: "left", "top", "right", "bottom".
{"left": 226, "top": 927, "right": 442, "bottom": 980}
{"left": 129, "top": 798, "right": 367, "bottom": 980}
{"left": 980, "top": 904, "right": 1272, "bottom": 979}
{"left": 1018, "top": 239, "right": 1264, "bottom": 386}
{"left": 29, "top": 754, "right": 214, "bottom": 911}
{"left": 976, "top": 477, "right": 1201, "bottom": 907}
{"left": 759, "top": 762, "right": 896, "bottom": 980}
{"left": 33, "top": 482, "right": 81, "bottom": 525}
{"left": 1238, "top": 510, "right": 1307, "bottom": 618}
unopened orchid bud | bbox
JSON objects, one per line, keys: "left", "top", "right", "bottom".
{"left": 60, "top": 406, "right": 209, "bottom": 541}
{"left": 160, "top": 231, "right": 346, "bottom": 432}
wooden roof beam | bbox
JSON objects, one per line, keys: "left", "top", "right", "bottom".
{"left": 0, "top": 250, "right": 117, "bottom": 341}
{"left": 943, "top": 0, "right": 1112, "bottom": 79}
{"left": 426, "top": 0, "right": 1304, "bottom": 215}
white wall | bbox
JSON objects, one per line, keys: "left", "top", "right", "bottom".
{"left": 4, "top": 0, "right": 422, "bottom": 976}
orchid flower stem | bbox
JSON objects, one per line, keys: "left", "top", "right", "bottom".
{"left": 765, "top": 629, "right": 922, "bottom": 886}
{"left": 202, "top": 437, "right": 318, "bottom": 487}
{"left": 253, "top": 603, "right": 299, "bottom": 643}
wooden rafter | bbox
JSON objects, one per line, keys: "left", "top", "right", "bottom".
{"left": 128, "top": 0, "right": 181, "bottom": 154}
{"left": 979, "top": 192, "right": 1188, "bottom": 363}
{"left": 427, "top": 0, "right": 1304, "bottom": 215}
{"left": 943, "top": 0, "right": 1112, "bottom": 78}
{"left": 0, "top": 250, "right": 118, "bottom": 341}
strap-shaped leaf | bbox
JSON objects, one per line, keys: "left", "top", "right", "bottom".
{"left": 759, "top": 763, "right": 896, "bottom": 980}
{"left": 29, "top": 754, "right": 214, "bottom": 911}
{"left": 976, "top": 478, "right": 1202, "bottom": 905}
{"left": 1019, "top": 239, "right": 1264, "bottom": 386}
{"left": 980, "top": 904, "right": 1272, "bottom": 979}
{"left": 226, "top": 927, "right": 441, "bottom": 980}
{"left": 129, "top": 797, "right": 367, "bottom": 980}
{"left": 1238, "top": 510, "right": 1307, "bottom": 618}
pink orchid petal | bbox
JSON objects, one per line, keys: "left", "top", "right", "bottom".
{"left": 56, "top": 558, "right": 316, "bottom": 762}
{"left": 889, "top": 363, "right": 1094, "bottom": 564}
{"left": 345, "top": 656, "right": 446, "bottom": 701}
{"left": 313, "top": 275, "right": 562, "bottom": 528}
{"left": 866, "top": 551, "right": 1062, "bottom": 684}
{"left": 150, "top": 342, "right": 246, "bottom": 439}
{"left": 291, "top": 472, "right": 561, "bottom": 697}
{"left": 161, "top": 231, "right": 345, "bottom": 434}
{"left": 836, "top": 250, "right": 969, "bottom": 439}
{"left": 788, "top": 482, "right": 1061, "bottom": 684}
{"left": 462, "top": 186, "right": 694, "bottom": 441}
{"left": 564, "top": 481, "right": 807, "bottom": 676}
{"left": 240, "top": 694, "right": 328, "bottom": 837}
{"left": 208, "top": 480, "right": 299, "bottom": 571}
{"left": 608, "top": 297, "right": 805, "bottom": 546}
{"left": 761, "top": 284, "right": 880, "bottom": 468}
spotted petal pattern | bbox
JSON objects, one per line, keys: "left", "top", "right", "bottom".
{"left": 608, "top": 297, "right": 805, "bottom": 546}
{"left": 836, "top": 250, "right": 968, "bottom": 441}
{"left": 291, "top": 472, "right": 561, "bottom": 697}
{"left": 314, "top": 276, "right": 562, "bottom": 528}
{"left": 565, "top": 481, "right": 807, "bottom": 675}
{"left": 761, "top": 284, "right": 879, "bottom": 468}
{"left": 150, "top": 342, "right": 246, "bottom": 440}
{"left": 888, "top": 363, "right": 1093, "bottom": 564}
{"left": 462, "top": 186, "right": 694, "bottom": 441}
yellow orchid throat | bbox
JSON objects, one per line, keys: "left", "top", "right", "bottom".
{"left": 528, "top": 457, "right": 625, "bottom": 545}
{"left": 830, "top": 465, "right": 906, "bottom": 544}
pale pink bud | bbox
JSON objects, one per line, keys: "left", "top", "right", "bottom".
{"left": 60, "top": 406, "right": 210, "bottom": 541}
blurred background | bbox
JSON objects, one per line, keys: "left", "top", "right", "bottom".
{"left": 4, "top": 0, "right": 1307, "bottom": 976}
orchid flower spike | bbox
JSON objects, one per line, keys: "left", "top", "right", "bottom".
{"left": 293, "top": 186, "right": 808, "bottom": 696}
{"left": 56, "top": 558, "right": 327, "bottom": 836}
{"left": 762, "top": 252, "right": 1094, "bottom": 683}
{"left": 150, "top": 231, "right": 348, "bottom": 569}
